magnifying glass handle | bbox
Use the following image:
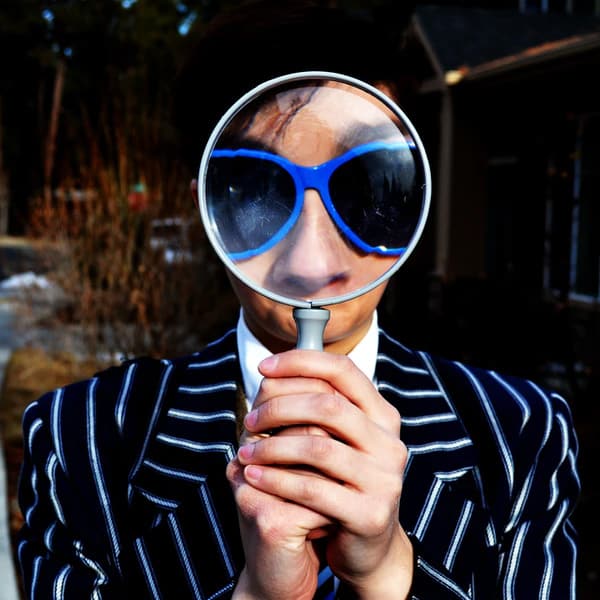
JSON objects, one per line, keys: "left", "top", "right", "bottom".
{"left": 293, "top": 307, "right": 330, "bottom": 351}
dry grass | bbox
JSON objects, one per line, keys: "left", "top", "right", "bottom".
{"left": 23, "top": 77, "right": 238, "bottom": 360}
{"left": 0, "top": 346, "right": 110, "bottom": 443}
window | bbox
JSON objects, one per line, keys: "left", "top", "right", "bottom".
{"left": 519, "top": 0, "right": 597, "bottom": 13}
{"left": 570, "top": 114, "right": 600, "bottom": 301}
{"left": 544, "top": 114, "right": 600, "bottom": 302}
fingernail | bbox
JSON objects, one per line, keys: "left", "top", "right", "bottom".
{"left": 245, "top": 465, "right": 262, "bottom": 481}
{"left": 244, "top": 410, "right": 257, "bottom": 429}
{"left": 238, "top": 443, "right": 254, "bottom": 460}
{"left": 259, "top": 355, "right": 278, "bottom": 371}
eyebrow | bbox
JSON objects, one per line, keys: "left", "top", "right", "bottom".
{"left": 339, "top": 121, "right": 406, "bottom": 147}
{"left": 216, "top": 120, "right": 407, "bottom": 159}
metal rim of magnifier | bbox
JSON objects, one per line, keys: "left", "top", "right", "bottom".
{"left": 197, "top": 70, "right": 432, "bottom": 309}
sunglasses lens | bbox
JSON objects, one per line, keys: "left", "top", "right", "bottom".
{"left": 329, "top": 147, "right": 424, "bottom": 252}
{"left": 207, "top": 155, "right": 296, "bottom": 256}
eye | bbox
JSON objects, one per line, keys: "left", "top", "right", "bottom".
{"left": 207, "top": 156, "right": 296, "bottom": 254}
{"left": 329, "top": 148, "right": 422, "bottom": 249}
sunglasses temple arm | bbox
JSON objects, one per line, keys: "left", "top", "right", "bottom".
{"left": 293, "top": 307, "right": 331, "bottom": 351}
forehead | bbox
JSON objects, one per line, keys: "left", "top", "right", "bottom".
{"left": 220, "top": 80, "right": 406, "bottom": 154}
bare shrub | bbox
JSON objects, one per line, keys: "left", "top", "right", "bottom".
{"left": 25, "top": 82, "right": 237, "bottom": 360}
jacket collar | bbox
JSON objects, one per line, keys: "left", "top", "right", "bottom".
{"left": 131, "top": 327, "right": 480, "bottom": 502}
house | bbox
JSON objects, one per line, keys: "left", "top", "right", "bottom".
{"left": 381, "top": 3, "right": 600, "bottom": 382}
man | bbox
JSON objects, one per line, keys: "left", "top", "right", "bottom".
{"left": 17, "top": 1, "right": 579, "bottom": 598}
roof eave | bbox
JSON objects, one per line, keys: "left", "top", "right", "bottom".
{"left": 448, "top": 32, "right": 600, "bottom": 85}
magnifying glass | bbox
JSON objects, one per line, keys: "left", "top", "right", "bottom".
{"left": 197, "top": 71, "right": 431, "bottom": 351}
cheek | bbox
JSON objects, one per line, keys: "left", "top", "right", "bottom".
{"left": 233, "top": 253, "right": 272, "bottom": 289}
{"left": 230, "top": 279, "right": 297, "bottom": 338}
{"left": 353, "top": 255, "right": 398, "bottom": 289}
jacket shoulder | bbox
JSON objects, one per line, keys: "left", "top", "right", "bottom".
{"left": 426, "top": 352, "right": 570, "bottom": 432}
{"left": 22, "top": 355, "right": 192, "bottom": 471}
{"left": 425, "top": 351, "right": 577, "bottom": 499}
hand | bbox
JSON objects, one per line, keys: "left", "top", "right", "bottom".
{"left": 227, "top": 373, "right": 338, "bottom": 599}
{"left": 234, "top": 349, "right": 414, "bottom": 599}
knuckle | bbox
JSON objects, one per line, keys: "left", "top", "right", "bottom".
{"left": 384, "top": 404, "right": 401, "bottom": 431}
{"left": 318, "top": 378, "right": 335, "bottom": 392}
{"left": 388, "top": 474, "right": 404, "bottom": 500}
{"left": 253, "top": 507, "right": 297, "bottom": 546}
{"left": 297, "top": 477, "right": 320, "bottom": 504}
{"left": 393, "top": 439, "right": 409, "bottom": 471}
{"left": 258, "top": 377, "right": 276, "bottom": 398}
{"left": 307, "top": 434, "right": 332, "bottom": 460}
{"left": 363, "top": 503, "right": 391, "bottom": 535}
{"left": 316, "top": 392, "right": 344, "bottom": 418}
{"left": 262, "top": 398, "right": 281, "bottom": 423}
{"left": 255, "top": 513, "right": 282, "bottom": 543}
{"left": 333, "top": 353, "right": 354, "bottom": 376}
{"left": 390, "top": 407, "right": 402, "bottom": 429}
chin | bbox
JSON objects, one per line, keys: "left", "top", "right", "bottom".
{"left": 263, "top": 307, "right": 301, "bottom": 349}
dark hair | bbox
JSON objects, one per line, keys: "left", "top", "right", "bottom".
{"left": 173, "top": 0, "right": 417, "bottom": 171}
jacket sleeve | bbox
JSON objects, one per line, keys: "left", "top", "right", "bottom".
{"left": 406, "top": 361, "right": 581, "bottom": 599}
{"left": 17, "top": 357, "right": 176, "bottom": 599}
{"left": 17, "top": 379, "right": 125, "bottom": 598}
{"left": 492, "top": 384, "right": 580, "bottom": 598}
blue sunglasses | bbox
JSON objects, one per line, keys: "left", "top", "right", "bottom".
{"left": 206, "top": 140, "right": 425, "bottom": 260}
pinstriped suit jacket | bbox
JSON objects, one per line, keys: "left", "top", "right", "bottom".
{"left": 17, "top": 326, "right": 580, "bottom": 599}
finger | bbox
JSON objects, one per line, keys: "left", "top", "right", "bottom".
{"left": 243, "top": 392, "right": 399, "bottom": 449}
{"left": 238, "top": 434, "right": 407, "bottom": 492}
{"left": 240, "top": 420, "right": 331, "bottom": 446}
{"left": 247, "top": 376, "right": 337, "bottom": 440}
{"left": 241, "top": 463, "right": 400, "bottom": 535}
{"left": 226, "top": 457, "right": 333, "bottom": 535}
{"left": 274, "top": 425, "right": 331, "bottom": 438}
{"left": 253, "top": 375, "right": 338, "bottom": 408}
{"left": 258, "top": 351, "right": 392, "bottom": 422}
{"left": 239, "top": 434, "right": 358, "bottom": 482}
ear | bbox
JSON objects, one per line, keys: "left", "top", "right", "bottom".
{"left": 190, "top": 179, "right": 199, "bottom": 209}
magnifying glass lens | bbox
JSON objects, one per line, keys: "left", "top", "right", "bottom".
{"left": 209, "top": 140, "right": 424, "bottom": 260}
{"left": 199, "top": 73, "right": 431, "bottom": 313}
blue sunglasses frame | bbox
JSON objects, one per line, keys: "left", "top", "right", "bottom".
{"left": 209, "top": 140, "right": 416, "bottom": 260}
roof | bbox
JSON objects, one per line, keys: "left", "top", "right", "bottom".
{"left": 415, "top": 5, "right": 600, "bottom": 77}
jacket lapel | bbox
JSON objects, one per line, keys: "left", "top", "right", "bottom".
{"left": 376, "top": 330, "right": 491, "bottom": 590}
{"left": 126, "top": 326, "right": 492, "bottom": 598}
{"left": 128, "top": 328, "right": 245, "bottom": 598}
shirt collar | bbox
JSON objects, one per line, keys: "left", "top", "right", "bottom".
{"left": 236, "top": 308, "right": 379, "bottom": 410}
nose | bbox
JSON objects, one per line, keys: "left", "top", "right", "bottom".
{"left": 266, "top": 189, "right": 352, "bottom": 298}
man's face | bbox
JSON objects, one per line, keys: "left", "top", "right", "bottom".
{"left": 198, "top": 80, "right": 423, "bottom": 353}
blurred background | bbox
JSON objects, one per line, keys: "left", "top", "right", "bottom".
{"left": 0, "top": 1, "right": 598, "bottom": 598}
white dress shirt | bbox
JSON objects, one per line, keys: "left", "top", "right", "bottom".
{"left": 236, "top": 308, "right": 379, "bottom": 410}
